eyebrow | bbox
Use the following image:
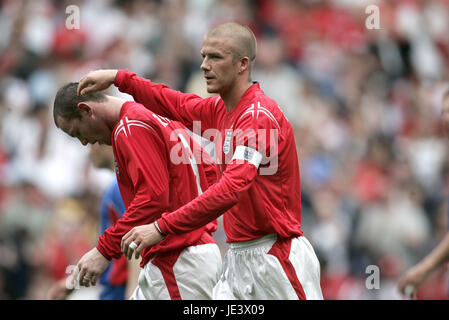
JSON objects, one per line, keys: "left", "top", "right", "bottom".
{"left": 201, "top": 46, "right": 227, "bottom": 56}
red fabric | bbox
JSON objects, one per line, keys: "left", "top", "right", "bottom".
{"left": 150, "top": 232, "right": 215, "bottom": 300}
{"left": 115, "top": 69, "right": 304, "bottom": 243}
{"left": 52, "top": 27, "right": 87, "bottom": 60}
{"left": 96, "top": 102, "right": 217, "bottom": 267}
{"left": 267, "top": 237, "right": 306, "bottom": 300}
{"left": 105, "top": 204, "right": 128, "bottom": 286}
{"left": 353, "top": 160, "right": 389, "bottom": 203}
{"left": 108, "top": 256, "right": 128, "bottom": 286}
{"left": 150, "top": 249, "right": 183, "bottom": 300}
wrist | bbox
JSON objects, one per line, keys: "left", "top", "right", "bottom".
{"left": 113, "top": 69, "right": 121, "bottom": 87}
{"left": 154, "top": 220, "right": 166, "bottom": 238}
{"left": 420, "top": 258, "right": 436, "bottom": 273}
{"left": 95, "top": 243, "right": 112, "bottom": 261}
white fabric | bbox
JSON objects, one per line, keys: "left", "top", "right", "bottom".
{"left": 213, "top": 234, "right": 323, "bottom": 300}
{"left": 130, "top": 243, "right": 222, "bottom": 300}
{"left": 231, "top": 145, "right": 263, "bottom": 168}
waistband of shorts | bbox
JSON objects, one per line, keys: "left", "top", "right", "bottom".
{"left": 228, "top": 234, "right": 278, "bottom": 250}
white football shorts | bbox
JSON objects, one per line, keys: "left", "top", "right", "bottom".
{"left": 213, "top": 234, "right": 323, "bottom": 300}
{"left": 130, "top": 243, "right": 222, "bottom": 300}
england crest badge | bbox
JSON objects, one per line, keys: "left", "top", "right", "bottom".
{"left": 223, "top": 130, "right": 233, "bottom": 154}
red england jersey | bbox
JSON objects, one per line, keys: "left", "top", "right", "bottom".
{"left": 96, "top": 101, "right": 218, "bottom": 266}
{"left": 114, "top": 69, "right": 303, "bottom": 242}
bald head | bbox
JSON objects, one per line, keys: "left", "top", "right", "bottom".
{"left": 206, "top": 22, "right": 257, "bottom": 64}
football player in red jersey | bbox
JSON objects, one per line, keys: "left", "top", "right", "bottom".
{"left": 78, "top": 22, "right": 323, "bottom": 299}
{"left": 53, "top": 83, "right": 221, "bottom": 299}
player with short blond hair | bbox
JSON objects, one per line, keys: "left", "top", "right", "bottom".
{"left": 78, "top": 22, "right": 323, "bottom": 300}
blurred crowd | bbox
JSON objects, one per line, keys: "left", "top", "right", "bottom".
{"left": 1, "top": 0, "right": 449, "bottom": 299}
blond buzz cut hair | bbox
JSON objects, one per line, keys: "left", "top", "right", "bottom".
{"left": 206, "top": 22, "right": 257, "bottom": 65}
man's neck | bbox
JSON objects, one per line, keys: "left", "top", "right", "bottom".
{"left": 221, "top": 81, "right": 253, "bottom": 112}
{"left": 103, "top": 95, "right": 126, "bottom": 130}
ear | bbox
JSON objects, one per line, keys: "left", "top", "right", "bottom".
{"left": 77, "top": 102, "right": 93, "bottom": 117}
{"left": 238, "top": 57, "right": 250, "bottom": 74}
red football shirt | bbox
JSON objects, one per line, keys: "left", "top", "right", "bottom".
{"left": 96, "top": 101, "right": 217, "bottom": 266}
{"left": 115, "top": 69, "right": 303, "bottom": 242}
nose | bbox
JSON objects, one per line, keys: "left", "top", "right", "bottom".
{"left": 80, "top": 138, "right": 88, "bottom": 146}
{"left": 201, "top": 57, "right": 210, "bottom": 72}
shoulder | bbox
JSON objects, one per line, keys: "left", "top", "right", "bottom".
{"left": 121, "top": 101, "right": 157, "bottom": 122}
{"left": 114, "top": 102, "right": 162, "bottom": 142}
{"left": 236, "top": 99, "right": 282, "bottom": 132}
{"left": 204, "top": 95, "right": 226, "bottom": 116}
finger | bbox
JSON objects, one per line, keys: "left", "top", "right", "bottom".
{"left": 88, "top": 274, "right": 95, "bottom": 287}
{"left": 398, "top": 278, "right": 410, "bottom": 296}
{"left": 77, "top": 80, "right": 83, "bottom": 96}
{"left": 80, "top": 84, "right": 99, "bottom": 96}
{"left": 121, "top": 237, "right": 126, "bottom": 253}
{"left": 84, "top": 273, "right": 94, "bottom": 287}
{"left": 127, "top": 242, "right": 134, "bottom": 260}
{"left": 397, "top": 281, "right": 404, "bottom": 295}
{"left": 80, "top": 273, "right": 88, "bottom": 287}
{"left": 91, "top": 275, "right": 98, "bottom": 286}
{"left": 135, "top": 243, "right": 144, "bottom": 260}
{"left": 127, "top": 239, "right": 139, "bottom": 260}
{"left": 67, "top": 274, "right": 76, "bottom": 289}
{"left": 121, "top": 230, "right": 133, "bottom": 252}
{"left": 77, "top": 264, "right": 86, "bottom": 284}
{"left": 69, "top": 268, "right": 79, "bottom": 288}
{"left": 123, "top": 240, "right": 131, "bottom": 260}
{"left": 404, "top": 285, "right": 416, "bottom": 299}
{"left": 123, "top": 236, "right": 136, "bottom": 259}
{"left": 79, "top": 277, "right": 88, "bottom": 287}
{"left": 77, "top": 78, "right": 91, "bottom": 96}
{"left": 122, "top": 239, "right": 128, "bottom": 258}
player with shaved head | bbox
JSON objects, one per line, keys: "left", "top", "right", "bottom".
{"left": 77, "top": 22, "right": 323, "bottom": 300}
{"left": 205, "top": 22, "right": 257, "bottom": 67}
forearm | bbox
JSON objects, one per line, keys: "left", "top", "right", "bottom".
{"left": 98, "top": 194, "right": 168, "bottom": 259}
{"left": 158, "top": 163, "right": 257, "bottom": 235}
{"left": 114, "top": 69, "right": 214, "bottom": 131}
{"left": 115, "top": 69, "right": 169, "bottom": 116}
{"left": 419, "top": 233, "right": 449, "bottom": 272}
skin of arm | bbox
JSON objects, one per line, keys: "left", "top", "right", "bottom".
{"left": 125, "top": 257, "right": 142, "bottom": 299}
{"left": 398, "top": 232, "right": 449, "bottom": 295}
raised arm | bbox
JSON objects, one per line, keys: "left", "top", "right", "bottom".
{"left": 77, "top": 69, "right": 219, "bottom": 132}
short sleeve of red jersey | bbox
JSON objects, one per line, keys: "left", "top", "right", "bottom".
{"left": 115, "top": 69, "right": 219, "bottom": 133}
{"left": 96, "top": 123, "right": 170, "bottom": 260}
